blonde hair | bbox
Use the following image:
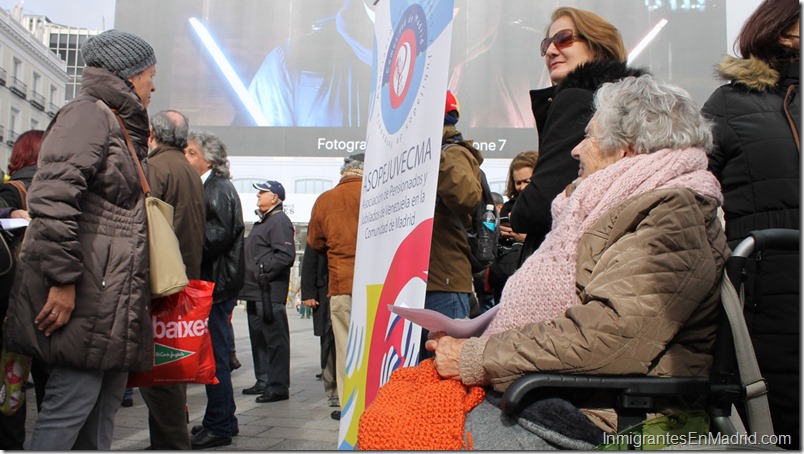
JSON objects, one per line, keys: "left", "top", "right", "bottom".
{"left": 550, "top": 7, "right": 627, "bottom": 63}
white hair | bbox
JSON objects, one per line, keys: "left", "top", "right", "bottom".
{"left": 591, "top": 75, "right": 713, "bottom": 156}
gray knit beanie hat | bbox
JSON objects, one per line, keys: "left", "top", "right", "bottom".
{"left": 81, "top": 29, "right": 157, "bottom": 80}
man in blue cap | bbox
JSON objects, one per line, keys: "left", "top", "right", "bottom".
{"left": 239, "top": 180, "right": 295, "bottom": 404}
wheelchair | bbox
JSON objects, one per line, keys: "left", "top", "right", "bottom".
{"left": 499, "top": 229, "right": 799, "bottom": 449}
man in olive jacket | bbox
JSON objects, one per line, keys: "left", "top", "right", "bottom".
{"left": 141, "top": 109, "right": 206, "bottom": 450}
{"left": 419, "top": 91, "right": 482, "bottom": 360}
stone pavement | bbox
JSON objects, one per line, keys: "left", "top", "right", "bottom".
{"left": 24, "top": 303, "right": 342, "bottom": 451}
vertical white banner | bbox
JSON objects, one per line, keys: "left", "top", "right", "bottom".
{"left": 337, "top": 0, "right": 454, "bottom": 448}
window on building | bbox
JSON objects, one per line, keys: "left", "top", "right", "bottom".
{"left": 30, "top": 118, "right": 39, "bottom": 130}
{"left": 489, "top": 180, "right": 506, "bottom": 197}
{"left": 295, "top": 179, "right": 333, "bottom": 194}
{"left": 232, "top": 178, "right": 269, "bottom": 194}
{"left": 32, "top": 72, "right": 41, "bottom": 94}
{"left": 49, "top": 85, "right": 57, "bottom": 105}
{"left": 9, "top": 107, "right": 19, "bottom": 136}
{"left": 12, "top": 58, "right": 21, "bottom": 79}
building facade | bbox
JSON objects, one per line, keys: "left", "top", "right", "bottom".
{"left": 0, "top": 7, "right": 68, "bottom": 170}
{"left": 21, "top": 15, "right": 100, "bottom": 101}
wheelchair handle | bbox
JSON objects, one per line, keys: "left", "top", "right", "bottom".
{"left": 731, "top": 228, "right": 799, "bottom": 259}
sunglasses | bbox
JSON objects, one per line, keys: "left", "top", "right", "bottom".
{"left": 540, "top": 29, "right": 579, "bottom": 56}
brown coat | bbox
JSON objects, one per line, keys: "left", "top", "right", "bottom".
{"left": 4, "top": 67, "right": 152, "bottom": 371}
{"left": 146, "top": 145, "right": 206, "bottom": 280}
{"left": 460, "top": 188, "right": 728, "bottom": 390}
{"left": 307, "top": 175, "right": 361, "bottom": 296}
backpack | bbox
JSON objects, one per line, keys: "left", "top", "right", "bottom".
{"left": 441, "top": 143, "right": 499, "bottom": 274}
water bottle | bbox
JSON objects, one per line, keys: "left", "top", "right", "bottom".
{"left": 477, "top": 204, "right": 497, "bottom": 263}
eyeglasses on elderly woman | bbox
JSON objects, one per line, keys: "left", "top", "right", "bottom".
{"left": 540, "top": 29, "right": 581, "bottom": 56}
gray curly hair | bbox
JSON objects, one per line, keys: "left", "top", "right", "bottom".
{"left": 187, "top": 129, "right": 231, "bottom": 179}
{"left": 591, "top": 75, "right": 713, "bottom": 156}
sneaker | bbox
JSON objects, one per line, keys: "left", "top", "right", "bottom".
{"left": 330, "top": 410, "right": 341, "bottom": 420}
{"left": 121, "top": 397, "right": 134, "bottom": 408}
{"left": 328, "top": 396, "right": 340, "bottom": 408}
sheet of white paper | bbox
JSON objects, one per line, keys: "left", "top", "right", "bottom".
{"left": 0, "top": 218, "right": 29, "bottom": 230}
{"left": 387, "top": 304, "right": 500, "bottom": 338}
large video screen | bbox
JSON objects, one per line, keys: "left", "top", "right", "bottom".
{"left": 115, "top": 0, "right": 726, "bottom": 159}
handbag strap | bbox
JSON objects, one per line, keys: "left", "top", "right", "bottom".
{"left": 783, "top": 84, "right": 800, "bottom": 153}
{"left": 719, "top": 272, "right": 775, "bottom": 436}
{"left": 111, "top": 109, "right": 151, "bottom": 196}
{"left": 6, "top": 180, "right": 27, "bottom": 211}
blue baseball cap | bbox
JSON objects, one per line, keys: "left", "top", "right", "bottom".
{"left": 253, "top": 180, "right": 285, "bottom": 201}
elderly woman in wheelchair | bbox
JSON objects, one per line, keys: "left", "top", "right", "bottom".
{"left": 359, "top": 75, "right": 730, "bottom": 450}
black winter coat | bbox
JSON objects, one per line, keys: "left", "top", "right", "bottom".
{"left": 200, "top": 173, "right": 245, "bottom": 303}
{"left": 704, "top": 57, "right": 800, "bottom": 240}
{"left": 0, "top": 165, "right": 36, "bottom": 209}
{"left": 240, "top": 203, "right": 296, "bottom": 303}
{"left": 300, "top": 242, "right": 330, "bottom": 337}
{"left": 511, "top": 61, "right": 646, "bottom": 264}
{"left": 703, "top": 56, "right": 800, "bottom": 449}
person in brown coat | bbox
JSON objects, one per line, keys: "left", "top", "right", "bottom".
{"left": 3, "top": 29, "right": 156, "bottom": 450}
{"left": 307, "top": 153, "right": 363, "bottom": 420}
{"left": 139, "top": 109, "right": 206, "bottom": 450}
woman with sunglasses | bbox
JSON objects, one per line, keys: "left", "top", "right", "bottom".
{"left": 702, "top": 0, "right": 800, "bottom": 447}
{"left": 510, "top": 7, "right": 644, "bottom": 264}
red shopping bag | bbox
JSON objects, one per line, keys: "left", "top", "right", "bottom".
{"left": 128, "top": 280, "right": 219, "bottom": 387}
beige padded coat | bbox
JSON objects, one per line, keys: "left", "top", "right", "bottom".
{"left": 460, "top": 188, "right": 729, "bottom": 390}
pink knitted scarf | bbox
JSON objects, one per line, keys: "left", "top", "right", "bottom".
{"left": 484, "top": 148, "right": 722, "bottom": 335}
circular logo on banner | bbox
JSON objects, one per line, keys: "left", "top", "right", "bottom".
{"left": 381, "top": 4, "right": 428, "bottom": 134}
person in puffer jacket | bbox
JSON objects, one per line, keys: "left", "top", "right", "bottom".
{"left": 3, "top": 30, "right": 156, "bottom": 450}
{"left": 702, "top": 0, "right": 800, "bottom": 448}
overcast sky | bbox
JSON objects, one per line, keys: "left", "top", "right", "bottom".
{"left": 0, "top": 0, "right": 114, "bottom": 30}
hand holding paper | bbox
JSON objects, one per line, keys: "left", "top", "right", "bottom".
{"left": 387, "top": 304, "right": 500, "bottom": 338}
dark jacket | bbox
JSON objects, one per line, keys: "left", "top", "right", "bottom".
{"left": 240, "top": 203, "right": 296, "bottom": 303}
{"left": 200, "top": 172, "right": 245, "bottom": 303}
{"left": 488, "top": 198, "right": 521, "bottom": 303}
{"left": 702, "top": 55, "right": 800, "bottom": 447}
{"left": 147, "top": 144, "right": 206, "bottom": 280}
{"left": 703, "top": 56, "right": 800, "bottom": 241}
{"left": 300, "top": 242, "right": 330, "bottom": 337}
{"left": 0, "top": 165, "right": 36, "bottom": 209}
{"left": 512, "top": 61, "right": 646, "bottom": 263}
{"left": 429, "top": 125, "right": 483, "bottom": 293}
{"left": 4, "top": 67, "right": 152, "bottom": 371}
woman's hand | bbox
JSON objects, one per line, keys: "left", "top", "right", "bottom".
{"left": 35, "top": 284, "right": 75, "bottom": 336}
{"left": 302, "top": 298, "right": 319, "bottom": 309}
{"left": 499, "top": 224, "right": 526, "bottom": 243}
{"left": 425, "top": 332, "right": 467, "bottom": 380}
{"left": 10, "top": 209, "right": 30, "bottom": 220}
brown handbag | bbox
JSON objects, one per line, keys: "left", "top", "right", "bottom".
{"left": 113, "top": 112, "right": 188, "bottom": 298}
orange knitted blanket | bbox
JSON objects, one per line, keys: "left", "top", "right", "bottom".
{"left": 357, "top": 358, "right": 486, "bottom": 450}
